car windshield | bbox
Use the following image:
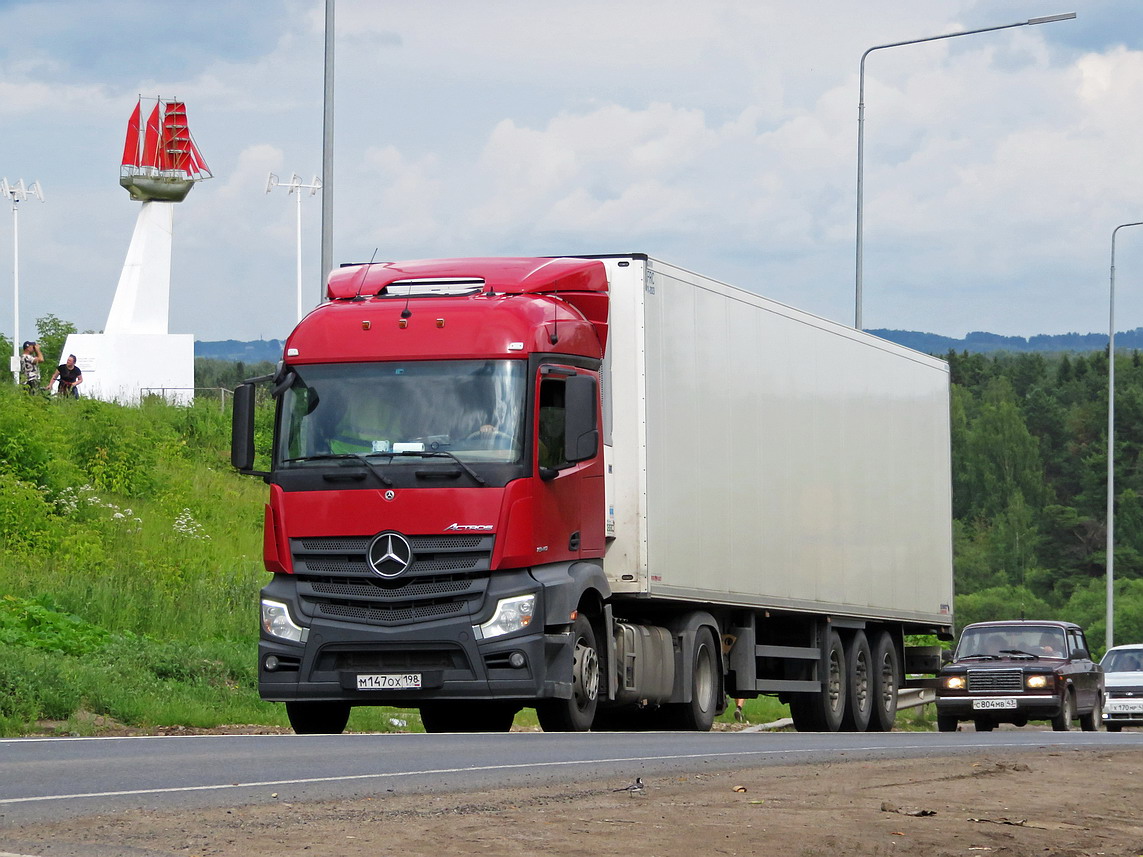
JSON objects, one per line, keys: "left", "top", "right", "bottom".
{"left": 1102, "top": 650, "right": 1143, "bottom": 673}
{"left": 956, "top": 626, "right": 1067, "bottom": 659}
{"left": 276, "top": 359, "right": 526, "bottom": 466}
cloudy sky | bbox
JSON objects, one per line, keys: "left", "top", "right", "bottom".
{"left": 1, "top": 0, "right": 1141, "bottom": 343}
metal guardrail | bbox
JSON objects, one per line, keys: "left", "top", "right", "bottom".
{"left": 747, "top": 687, "right": 937, "bottom": 732}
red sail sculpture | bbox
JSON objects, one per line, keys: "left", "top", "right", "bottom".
{"left": 120, "top": 97, "right": 211, "bottom": 202}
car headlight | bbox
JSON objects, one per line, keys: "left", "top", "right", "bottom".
{"left": 261, "top": 599, "right": 309, "bottom": 643}
{"left": 474, "top": 594, "right": 535, "bottom": 640}
{"left": 1025, "top": 674, "right": 1050, "bottom": 689}
{"left": 942, "top": 675, "right": 966, "bottom": 690}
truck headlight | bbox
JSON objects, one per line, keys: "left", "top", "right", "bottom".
{"left": 1025, "top": 674, "right": 1050, "bottom": 689}
{"left": 942, "top": 675, "right": 965, "bottom": 690}
{"left": 261, "top": 599, "right": 309, "bottom": 643}
{"left": 474, "top": 594, "right": 535, "bottom": 640}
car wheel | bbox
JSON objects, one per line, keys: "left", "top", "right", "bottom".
{"left": 1107, "top": 723, "right": 1123, "bottom": 733}
{"left": 1080, "top": 693, "right": 1102, "bottom": 731}
{"left": 973, "top": 719, "right": 994, "bottom": 732}
{"left": 1051, "top": 690, "right": 1075, "bottom": 731}
{"left": 936, "top": 715, "right": 958, "bottom": 732}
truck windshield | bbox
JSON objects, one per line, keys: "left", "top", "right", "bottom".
{"left": 276, "top": 360, "right": 526, "bottom": 467}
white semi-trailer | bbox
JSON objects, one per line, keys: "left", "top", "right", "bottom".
{"left": 234, "top": 253, "right": 954, "bottom": 733}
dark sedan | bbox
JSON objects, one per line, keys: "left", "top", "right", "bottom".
{"left": 936, "top": 620, "right": 1103, "bottom": 732}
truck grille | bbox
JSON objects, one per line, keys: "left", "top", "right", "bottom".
{"left": 289, "top": 534, "right": 495, "bottom": 627}
{"left": 967, "top": 669, "right": 1024, "bottom": 692}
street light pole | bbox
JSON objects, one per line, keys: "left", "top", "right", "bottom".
{"left": 1, "top": 178, "right": 45, "bottom": 383}
{"left": 855, "top": 12, "right": 1076, "bottom": 330}
{"left": 267, "top": 173, "right": 323, "bottom": 323}
{"left": 1107, "top": 221, "right": 1143, "bottom": 651}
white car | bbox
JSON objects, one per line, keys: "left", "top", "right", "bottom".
{"left": 1101, "top": 644, "right": 1143, "bottom": 731}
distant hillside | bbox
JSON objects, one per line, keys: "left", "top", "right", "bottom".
{"left": 194, "top": 330, "right": 1142, "bottom": 361}
{"left": 195, "top": 339, "right": 285, "bottom": 362}
{"left": 868, "top": 328, "right": 1143, "bottom": 354}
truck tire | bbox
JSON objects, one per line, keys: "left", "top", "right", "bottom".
{"left": 1079, "top": 693, "right": 1102, "bottom": 732}
{"left": 1051, "top": 690, "right": 1075, "bottom": 731}
{"left": 536, "top": 613, "right": 600, "bottom": 732}
{"left": 841, "top": 630, "right": 872, "bottom": 732}
{"left": 789, "top": 630, "right": 848, "bottom": 732}
{"left": 867, "top": 630, "right": 900, "bottom": 732}
{"left": 285, "top": 701, "right": 351, "bottom": 735}
{"left": 661, "top": 627, "right": 720, "bottom": 732}
{"left": 420, "top": 702, "right": 518, "bottom": 733}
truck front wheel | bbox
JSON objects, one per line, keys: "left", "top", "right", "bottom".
{"left": 285, "top": 701, "right": 351, "bottom": 735}
{"left": 537, "top": 614, "right": 600, "bottom": 732}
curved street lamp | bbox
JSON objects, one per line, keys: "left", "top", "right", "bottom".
{"left": 1107, "top": 221, "right": 1143, "bottom": 650}
{"left": 855, "top": 13, "right": 1076, "bottom": 330}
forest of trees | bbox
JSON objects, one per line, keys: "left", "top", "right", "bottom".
{"left": 948, "top": 348, "right": 1143, "bottom": 647}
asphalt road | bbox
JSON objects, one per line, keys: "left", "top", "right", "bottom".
{"left": 3, "top": 729, "right": 1142, "bottom": 826}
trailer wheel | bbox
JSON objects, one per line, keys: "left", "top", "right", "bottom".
{"left": 420, "top": 702, "right": 518, "bottom": 733}
{"left": 867, "top": 630, "right": 900, "bottom": 732}
{"left": 285, "top": 701, "right": 351, "bottom": 735}
{"left": 662, "top": 627, "right": 720, "bottom": 732}
{"left": 841, "top": 630, "right": 872, "bottom": 732}
{"left": 789, "top": 630, "right": 848, "bottom": 732}
{"left": 537, "top": 613, "right": 600, "bottom": 732}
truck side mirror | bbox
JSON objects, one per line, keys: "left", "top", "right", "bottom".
{"left": 564, "top": 374, "right": 599, "bottom": 463}
{"left": 231, "top": 382, "right": 259, "bottom": 472}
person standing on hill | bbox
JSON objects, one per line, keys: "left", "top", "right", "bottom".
{"left": 19, "top": 341, "right": 43, "bottom": 394}
{"left": 50, "top": 354, "right": 83, "bottom": 398}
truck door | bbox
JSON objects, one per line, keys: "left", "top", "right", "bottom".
{"left": 533, "top": 365, "right": 605, "bottom": 562}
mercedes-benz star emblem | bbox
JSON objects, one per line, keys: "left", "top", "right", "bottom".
{"left": 367, "top": 532, "right": 414, "bottom": 578}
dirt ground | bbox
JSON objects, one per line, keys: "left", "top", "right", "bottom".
{"left": 4, "top": 743, "right": 1142, "bottom": 857}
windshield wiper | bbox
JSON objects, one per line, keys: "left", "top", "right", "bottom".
{"left": 960, "top": 653, "right": 999, "bottom": 660}
{"left": 391, "top": 450, "right": 486, "bottom": 485}
{"left": 999, "top": 649, "right": 1037, "bottom": 659}
{"left": 281, "top": 453, "right": 394, "bottom": 486}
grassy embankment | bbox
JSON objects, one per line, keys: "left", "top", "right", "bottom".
{"left": 0, "top": 383, "right": 798, "bottom": 735}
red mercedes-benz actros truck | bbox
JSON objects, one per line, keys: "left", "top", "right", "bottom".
{"left": 232, "top": 254, "right": 953, "bottom": 734}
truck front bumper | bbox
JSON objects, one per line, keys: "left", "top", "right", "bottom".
{"left": 258, "top": 571, "right": 576, "bottom": 705}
